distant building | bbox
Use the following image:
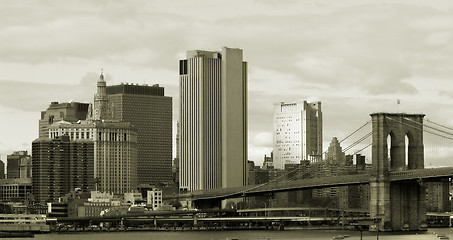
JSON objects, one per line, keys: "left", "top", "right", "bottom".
{"left": 325, "top": 137, "right": 346, "bottom": 165}
{"left": 7, "top": 151, "right": 29, "bottom": 179}
{"left": 19, "top": 156, "right": 32, "bottom": 179}
{"left": 124, "top": 192, "right": 143, "bottom": 205}
{"left": 179, "top": 47, "right": 248, "bottom": 192}
{"left": 147, "top": 188, "right": 163, "bottom": 210}
{"left": 353, "top": 154, "right": 366, "bottom": 171}
{"left": 43, "top": 72, "right": 139, "bottom": 194}
{"left": 0, "top": 160, "right": 4, "bottom": 179}
{"left": 262, "top": 152, "right": 274, "bottom": 170}
{"left": 48, "top": 120, "right": 137, "bottom": 194}
{"left": 107, "top": 83, "right": 173, "bottom": 186}
{"left": 173, "top": 121, "right": 180, "bottom": 184}
{"left": 273, "top": 100, "right": 322, "bottom": 169}
{"left": 38, "top": 101, "right": 89, "bottom": 138}
{"left": 79, "top": 191, "right": 126, "bottom": 218}
{"left": 0, "top": 178, "right": 32, "bottom": 203}
{"left": 32, "top": 136, "right": 94, "bottom": 203}
{"left": 425, "top": 178, "right": 450, "bottom": 212}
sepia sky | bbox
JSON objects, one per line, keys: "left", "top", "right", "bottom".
{"left": 1, "top": 0, "right": 453, "bottom": 166}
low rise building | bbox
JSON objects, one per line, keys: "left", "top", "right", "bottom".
{"left": 0, "top": 178, "right": 32, "bottom": 203}
{"left": 147, "top": 188, "right": 162, "bottom": 210}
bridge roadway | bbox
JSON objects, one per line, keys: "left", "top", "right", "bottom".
{"left": 168, "top": 167, "right": 453, "bottom": 201}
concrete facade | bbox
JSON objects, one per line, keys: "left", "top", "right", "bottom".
{"left": 0, "top": 178, "right": 32, "bottom": 203}
{"left": 48, "top": 120, "right": 137, "bottom": 194}
{"left": 179, "top": 47, "right": 247, "bottom": 191}
{"left": 273, "top": 101, "right": 322, "bottom": 169}
{"left": 43, "top": 73, "right": 139, "bottom": 194}
{"left": 38, "top": 102, "right": 89, "bottom": 138}
{"left": 370, "top": 113, "right": 426, "bottom": 231}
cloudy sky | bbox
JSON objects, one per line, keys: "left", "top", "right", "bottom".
{"left": 1, "top": 0, "right": 453, "bottom": 166}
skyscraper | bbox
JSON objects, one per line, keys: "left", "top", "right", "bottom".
{"left": 48, "top": 120, "right": 137, "bottom": 194}
{"left": 107, "top": 83, "right": 172, "bottom": 186}
{"left": 32, "top": 136, "right": 94, "bottom": 203}
{"left": 179, "top": 47, "right": 248, "bottom": 191}
{"left": 42, "top": 73, "right": 138, "bottom": 194}
{"left": 273, "top": 100, "right": 322, "bottom": 169}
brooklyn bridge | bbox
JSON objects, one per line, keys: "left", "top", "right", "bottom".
{"left": 169, "top": 112, "right": 453, "bottom": 231}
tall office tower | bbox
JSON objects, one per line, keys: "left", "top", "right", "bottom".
{"left": 32, "top": 136, "right": 94, "bottom": 203}
{"left": 179, "top": 47, "right": 248, "bottom": 191}
{"left": 48, "top": 120, "right": 137, "bottom": 194}
{"left": 7, "top": 151, "right": 30, "bottom": 179}
{"left": 107, "top": 83, "right": 172, "bottom": 186}
{"left": 39, "top": 102, "right": 90, "bottom": 138}
{"left": 273, "top": 100, "right": 322, "bottom": 169}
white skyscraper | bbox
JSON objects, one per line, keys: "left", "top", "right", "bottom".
{"left": 179, "top": 47, "right": 248, "bottom": 192}
{"left": 273, "top": 100, "right": 322, "bottom": 169}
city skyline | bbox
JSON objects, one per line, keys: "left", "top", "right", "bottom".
{"left": 2, "top": 1, "right": 453, "bottom": 167}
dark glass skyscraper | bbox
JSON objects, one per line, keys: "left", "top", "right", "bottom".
{"left": 107, "top": 84, "right": 172, "bottom": 185}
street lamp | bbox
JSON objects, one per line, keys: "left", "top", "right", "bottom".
{"left": 263, "top": 202, "right": 267, "bottom": 217}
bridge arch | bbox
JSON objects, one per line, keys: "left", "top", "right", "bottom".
{"left": 371, "top": 113, "right": 425, "bottom": 176}
{"left": 387, "top": 131, "right": 396, "bottom": 170}
{"left": 370, "top": 113, "right": 425, "bottom": 231}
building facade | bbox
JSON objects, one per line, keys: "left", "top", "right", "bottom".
{"left": 19, "top": 157, "right": 32, "bottom": 179}
{"left": 146, "top": 188, "right": 163, "bottom": 210}
{"left": 39, "top": 72, "right": 139, "bottom": 195}
{"left": 38, "top": 102, "right": 89, "bottom": 138}
{"left": 7, "top": 151, "right": 30, "bottom": 179}
{"left": 325, "top": 137, "right": 346, "bottom": 165}
{"left": 425, "top": 178, "right": 450, "bottom": 212}
{"left": 0, "top": 178, "right": 32, "bottom": 203}
{"left": 0, "top": 161, "right": 4, "bottom": 179}
{"left": 32, "top": 136, "right": 94, "bottom": 203}
{"left": 179, "top": 47, "right": 248, "bottom": 191}
{"left": 273, "top": 100, "right": 322, "bottom": 169}
{"left": 107, "top": 83, "right": 172, "bottom": 186}
{"left": 48, "top": 119, "right": 137, "bottom": 194}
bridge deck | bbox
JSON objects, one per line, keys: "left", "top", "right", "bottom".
{"left": 168, "top": 167, "right": 453, "bottom": 201}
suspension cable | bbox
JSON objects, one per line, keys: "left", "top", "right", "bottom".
{"left": 342, "top": 132, "right": 372, "bottom": 153}
{"left": 404, "top": 117, "right": 453, "bottom": 137}
{"left": 339, "top": 120, "right": 371, "bottom": 144}
{"left": 426, "top": 119, "right": 453, "bottom": 132}
{"left": 386, "top": 117, "right": 453, "bottom": 141}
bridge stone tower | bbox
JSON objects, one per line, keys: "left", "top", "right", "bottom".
{"left": 370, "top": 113, "right": 426, "bottom": 231}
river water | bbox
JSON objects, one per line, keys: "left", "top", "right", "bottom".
{"left": 30, "top": 228, "right": 453, "bottom": 240}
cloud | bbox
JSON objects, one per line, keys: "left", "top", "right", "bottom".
{"left": 2, "top": 0, "right": 453, "bottom": 164}
{"left": 0, "top": 73, "right": 98, "bottom": 112}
